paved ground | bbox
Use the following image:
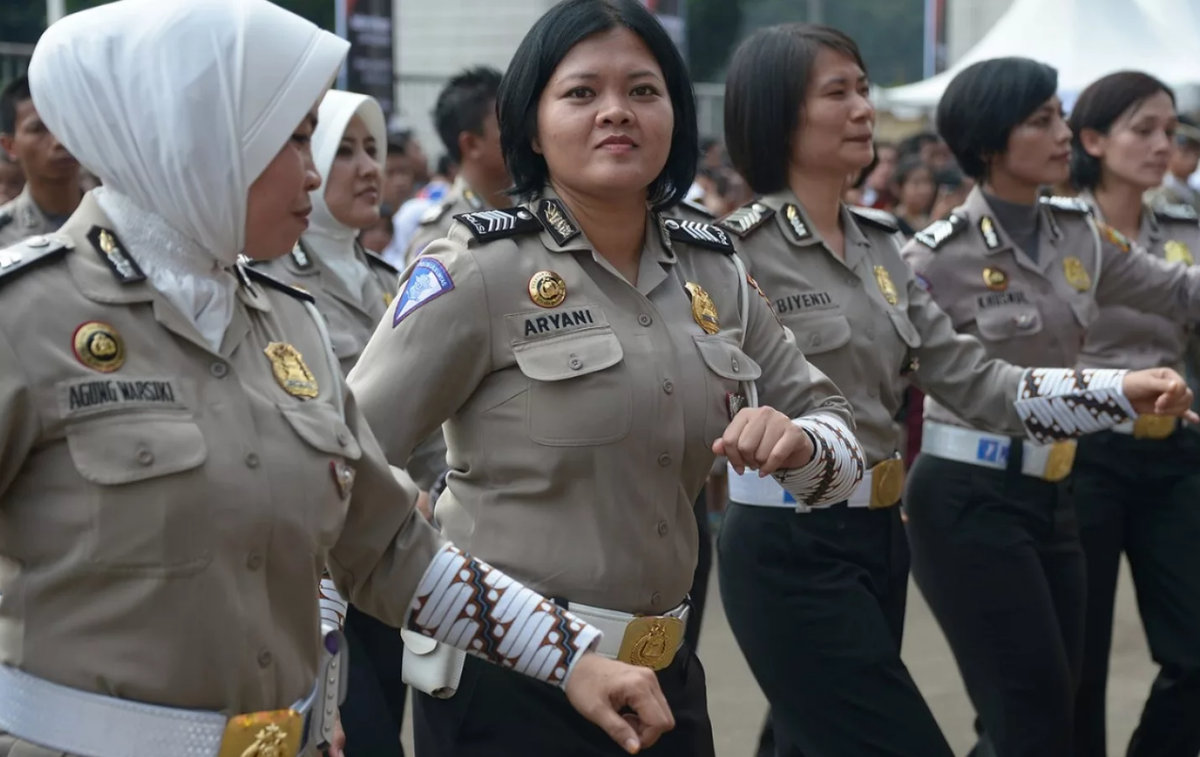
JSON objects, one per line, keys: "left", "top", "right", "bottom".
{"left": 400, "top": 558, "right": 1156, "bottom": 756}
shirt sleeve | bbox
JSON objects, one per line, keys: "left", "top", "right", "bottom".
{"left": 0, "top": 326, "right": 38, "bottom": 502}
{"left": 1095, "top": 228, "right": 1200, "bottom": 319}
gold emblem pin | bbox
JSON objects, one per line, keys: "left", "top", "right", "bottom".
{"left": 528, "top": 270, "right": 567, "bottom": 308}
{"left": 684, "top": 281, "right": 720, "bottom": 334}
{"left": 217, "top": 710, "right": 302, "bottom": 757}
{"left": 983, "top": 267, "right": 1008, "bottom": 291}
{"left": 1063, "top": 256, "right": 1091, "bottom": 291}
{"left": 72, "top": 321, "right": 125, "bottom": 373}
{"left": 1165, "top": 240, "right": 1194, "bottom": 266}
{"left": 979, "top": 216, "right": 1001, "bottom": 249}
{"left": 616, "top": 616, "right": 685, "bottom": 671}
{"left": 264, "top": 342, "right": 319, "bottom": 399}
{"left": 873, "top": 265, "right": 899, "bottom": 305}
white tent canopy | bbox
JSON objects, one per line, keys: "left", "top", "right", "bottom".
{"left": 883, "top": 0, "right": 1200, "bottom": 111}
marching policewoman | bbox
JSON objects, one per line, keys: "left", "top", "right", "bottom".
{"left": 714, "top": 26, "right": 1198, "bottom": 757}
{"left": 0, "top": 1, "right": 681, "bottom": 756}
{"left": 347, "top": 1, "right": 866, "bottom": 754}
{"left": 1067, "top": 71, "right": 1200, "bottom": 757}
{"left": 901, "top": 57, "right": 1200, "bottom": 757}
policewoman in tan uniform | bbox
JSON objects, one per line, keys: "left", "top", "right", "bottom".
{"left": 714, "top": 28, "right": 1196, "bottom": 757}
{"left": 347, "top": 2, "right": 865, "bottom": 754}
{"left": 1067, "top": 72, "right": 1200, "bottom": 757}
{"left": 901, "top": 58, "right": 1200, "bottom": 757}
{"left": 0, "top": 3, "right": 681, "bottom": 756}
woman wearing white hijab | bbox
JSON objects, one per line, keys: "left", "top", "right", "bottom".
{"left": 0, "top": 2, "right": 675, "bottom": 757}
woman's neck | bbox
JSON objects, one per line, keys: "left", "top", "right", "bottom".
{"left": 551, "top": 180, "right": 646, "bottom": 285}
{"left": 1092, "top": 179, "right": 1145, "bottom": 239}
{"left": 788, "top": 168, "right": 845, "bottom": 257}
{"left": 983, "top": 171, "right": 1040, "bottom": 206}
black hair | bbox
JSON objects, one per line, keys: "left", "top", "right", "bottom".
{"left": 1069, "top": 71, "right": 1175, "bottom": 190}
{"left": 433, "top": 66, "right": 504, "bottom": 163}
{"left": 891, "top": 155, "right": 931, "bottom": 189}
{"left": 0, "top": 75, "right": 31, "bottom": 136}
{"left": 436, "top": 153, "right": 457, "bottom": 176}
{"left": 936, "top": 57, "right": 1058, "bottom": 180}
{"left": 496, "top": 0, "right": 697, "bottom": 210}
{"left": 724, "top": 24, "right": 867, "bottom": 194}
{"left": 933, "top": 164, "right": 965, "bottom": 191}
{"left": 897, "top": 131, "right": 937, "bottom": 159}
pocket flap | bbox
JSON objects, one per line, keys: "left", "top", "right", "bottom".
{"left": 976, "top": 308, "right": 1043, "bottom": 340}
{"left": 401, "top": 628, "right": 439, "bottom": 655}
{"left": 328, "top": 330, "right": 365, "bottom": 362}
{"left": 67, "top": 416, "right": 207, "bottom": 485}
{"left": 279, "top": 403, "right": 363, "bottom": 460}
{"left": 786, "top": 313, "right": 853, "bottom": 354}
{"left": 693, "top": 335, "right": 762, "bottom": 380}
{"left": 887, "top": 310, "right": 922, "bottom": 349}
{"left": 513, "top": 328, "right": 624, "bottom": 382}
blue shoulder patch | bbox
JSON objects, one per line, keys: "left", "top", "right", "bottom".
{"left": 393, "top": 258, "right": 454, "bottom": 327}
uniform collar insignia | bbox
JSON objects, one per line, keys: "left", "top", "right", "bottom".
{"left": 718, "top": 202, "right": 775, "bottom": 238}
{"left": 87, "top": 225, "right": 146, "bottom": 284}
{"left": 463, "top": 188, "right": 484, "bottom": 211}
{"left": 782, "top": 203, "right": 813, "bottom": 243}
{"left": 537, "top": 198, "right": 580, "bottom": 246}
{"left": 290, "top": 242, "right": 313, "bottom": 270}
{"left": 979, "top": 216, "right": 1001, "bottom": 249}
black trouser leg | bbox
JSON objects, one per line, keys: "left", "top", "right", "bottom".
{"left": 719, "top": 502, "right": 951, "bottom": 757}
{"left": 686, "top": 489, "right": 712, "bottom": 652}
{"left": 413, "top": 643, "right": 714, "bottom": 757}
{"left": 341, "top": 604, "right": 407, "bottom": 757}
{"left": 905, "top": 454, "right": 1085, "bottom": 757}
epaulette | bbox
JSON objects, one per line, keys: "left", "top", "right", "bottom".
{"left": 848, "top": 205, "right": 900, "bottom": 233}
{"left": 1039, "top": 195, "right": 1092, "bottom": 215}
{"left": 661, "top": 217, "right": 735, "bottom": 254}
{"left": 453, "top": 208, "right": 541, "bottom": 243}
{"left": 241, "top": 264, "right": 315, "bottom": 303}
{"left": 718, "top": 201, "right": 775, "bottom": 238}
{"left": 362, "top": 248, "right": 399, "bottom": 275}
{"left": 0, "top": 234, "right": 72, "bottom": 288}
{"left": 1153, "top": 202, "right": 1199, "bottom": 223}
{"left": 681, "top": 197, "right": 716, "bottom": 218}
{"left": 419, "top": 202, "right": 450, "bottom": 225}
{"left": 1096, "top": 222, "right": 1132, "bottom": 253}
{"left": 913, "top": 214, "right": 967, "bottom": 250}
{"left": 0, "top": 210, "right": 11, "bottom": 233}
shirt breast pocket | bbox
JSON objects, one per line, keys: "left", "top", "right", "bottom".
{"left": 513, "top": 327, "right": 632, "bottom": 446}
{"left": 975, "top": 307, "right": 1043, "bottom": 342}
{"left": 279, "top": 402, "right": 363, "bottom": 552}
{"left": 66, "top": 414, "right": 210, "bottom": 575}
{"left": 693, "top": 335, "right": 762, "bottom": 443}
{"left": 782, "top": 312, "right": 853, "bottom": 355}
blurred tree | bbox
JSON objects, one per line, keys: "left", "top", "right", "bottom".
{"left": 686, "top": 0, "right": 745, "bottom": 82}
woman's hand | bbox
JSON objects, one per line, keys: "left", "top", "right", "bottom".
{"left": 565, "top": 653, "right": 675, "bottom": 753}
{"left": 713, "top": 407, "right": 814, "bottom": 476}
{"left": 323, "top": 709, "right": 346, "bottom": 757}
{"left": 1123, "top": 368, "right": 1200, "bottom": 422}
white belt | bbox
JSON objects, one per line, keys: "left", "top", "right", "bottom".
{"left": 569, "top": 601, "right": 689, "bottom": 666}
{"left": 920, "top": 421, "right": 1076, "bottom": 482}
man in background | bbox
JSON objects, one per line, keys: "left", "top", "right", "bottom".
{"left": 1146, "top": 115, "right": 1200, "bottom": 214}
{"left": 0, "top": 151, "right": 23, "bottom": 205}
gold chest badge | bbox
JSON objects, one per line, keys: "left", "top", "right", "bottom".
{"left": 1063, "top": 256, "right": 1091, "bottom": 291}
{"left": 264, "top": 342, "right": 319, "bottom": 399}
{"left": 528, "top": 270, "right": 567, "bottom": 308}
{"left": 873, "top": 265, "right": 899, "bottom": 305}
{"left": 73, "top": 321, "right": 125, "bottom": 373}
{"left": 982, "top": 267, "right": 1008, "bottom": 291}
{"left": 684, "top": 282, "right": 720, "bottom": 334}
{"left": 1165, "top": 240, "right": 1194, "bottom": 265}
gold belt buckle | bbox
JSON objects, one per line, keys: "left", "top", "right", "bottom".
{"left": 218, "top": 708, "right": 304, "bottom": 757}
{"left": 1133, "top": 414, "right": 1176, "bottom": 440}
{"left": 617, "top": 615, "right": 685, "bottom": 671}
{"left": 1041, "top": 440, "right": 1077, "bottom": 482}
{"left": 869, "top": 458, "right": 905, "bottom": 509}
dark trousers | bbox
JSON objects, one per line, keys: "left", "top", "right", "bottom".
{"left": 687, "top": 488, "right": 712, "bottom": 652}
{"left": 341, "top": 604, "right": 408, "bottom": 756}
{"left": 412, "top": 643, "right": 715, "bottom": 757}
{"left": 905, "top": 452, "right": 1086, "bottom": 757}
{"left": 718, "top": 502, "right": 952, "bottom": 757}
{"left": 1073, "top": 430, "right": 1200, "bottom": 757}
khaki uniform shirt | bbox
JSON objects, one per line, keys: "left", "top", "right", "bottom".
{"left": 719, "top": 192, "right": 1024, "bottom": 466}
{"left": 349, "top": 192, "right": 855, "bottom": 615}
{"left": 1076, "top": 191, "right": 1200, "bottom": 373}
{"left": 902, "top": 185, "right": 1200, "bottom": 430}
{"left": 0, "top": 187, "right": 58, "bottom": 247}
{"left": 0, "top": 194, "right": 442, "bottom": 714}
{"left": 403, "top": 176, "right": 490, "bottom": 266}
{"left": 1145, "top": 178, "right": 1200, "bottom": 216}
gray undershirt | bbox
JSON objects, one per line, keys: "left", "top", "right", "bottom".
{"left": 984, "top": 192, "right": 1040, "bottom": 263}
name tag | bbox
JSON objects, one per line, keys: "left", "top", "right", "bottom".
{"left": 58, "top": 376, "right": 187, "bottom": 418}
{"left": 774, "top": 291, "right": 835, "bottom": 315}
{"left": 506, "top": 305, "right": 608, "bottom": 341}
{"left": 976, "top": 291, "right": 1030, "bottom": 310}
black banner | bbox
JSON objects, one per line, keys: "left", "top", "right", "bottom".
{"left": 343, "top": 0, "right": 395, "bottom": 117}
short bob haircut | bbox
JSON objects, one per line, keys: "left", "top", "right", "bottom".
{"left": 724, "top": 24, "right": 866, "bottom": 195}
{"left": 936, "top": 57, "right": 1058, "bottom": 180}
{"left": 497, "top": 0, "right": 697, "bottom": 210}
{"left": 1069, "top": 71, "right": 1175, "bottom": 191}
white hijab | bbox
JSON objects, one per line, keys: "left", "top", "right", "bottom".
{"left": 304, "top": 91, "right": 387, "bottom": 298}
{"left": 28, "top": 0, "right": 349, "bottom": 350}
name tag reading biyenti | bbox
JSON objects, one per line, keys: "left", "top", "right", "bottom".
{"left": 58, "top": 376, "right": 187, "bottom": 418}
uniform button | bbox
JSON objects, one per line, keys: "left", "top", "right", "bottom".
{"left": 865, "top": 329, "right": 875, "bottom": 341}
{"left": 731, "top": 358, "right": 740, "bottom": 373}
{"left": 663, "top": 379, "right": 674, "bottom": 394}
{"left": 136, "top": 447, "right": 154, "bottom": 466}
{"left": 638, "top": 314, "right": 653, "bottom": 327}
{"left": 651, "top": 592, "right": 662, "bottom": 607}
{"left": 568, "top": 355, "right": 583, "bottom": 371}
{"left": 210, "top": 361, "right": 228, "bottom": 378}
{"left": 246, "top": 553, "right": 262, "bottom": 571}
{"left": 811, "top": 335, "right": 823, "bottom": 347}
{"left": 657, "top": 453, "right": 672, "bottom": 467}
{"left": 245, "top": 452, "right": 261, "bottom": 469}
{"left": 1016, "top": 313, "right": 1035, "bottom": 329}
{"left": 657, "top": 521, "right": 669, "bottom": 537}
{"left": 257, "top": 649, "right": 273, "bottom": 668}
{"left": 336, "top": 432, "right": 349, "bottom": 447}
